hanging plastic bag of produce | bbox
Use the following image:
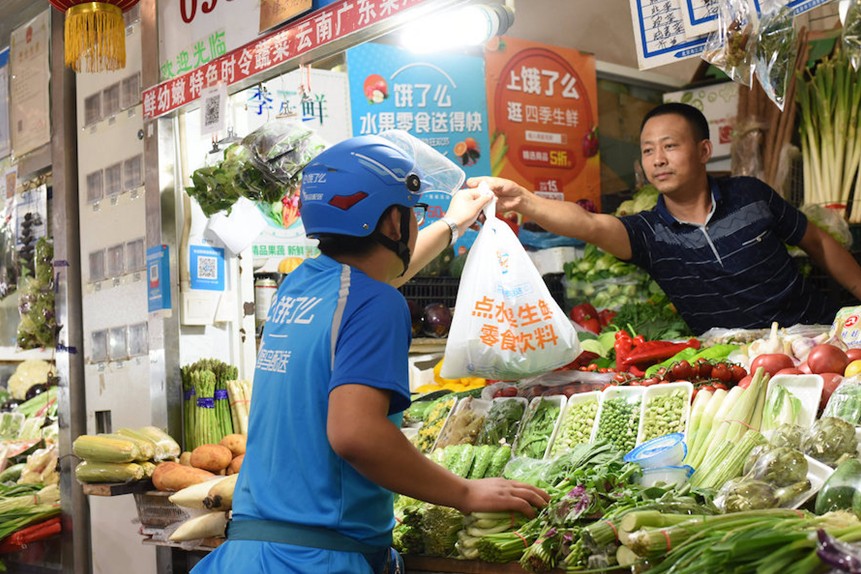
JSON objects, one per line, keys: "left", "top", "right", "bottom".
{"left": 843, "top": 0, "right": 861, "bottom": 72}
{"left": 441, "top": 192, "right": 579, "bottom": 380}
{"left": 701, "top": 0, "right": 756, "bottom": 86}
{"left": 754, "top": 0, "right": 798, "bottom": 111}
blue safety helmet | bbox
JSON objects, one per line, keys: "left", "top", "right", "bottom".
{"left": 299, "top": 134, "right": 424, "bottom": 239}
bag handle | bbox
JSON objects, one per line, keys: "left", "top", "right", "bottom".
{"left": 477, "top": 181, "right": 497, "bottom": 222}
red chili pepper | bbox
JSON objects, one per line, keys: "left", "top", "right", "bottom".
{"left": 0, "top": 517, "right": 61, "bottom": 553}
{"left": 618, "top": 338, "right": 701, "bottom": 372}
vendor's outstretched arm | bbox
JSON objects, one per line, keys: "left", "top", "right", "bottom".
{"left": 467, "top": 176, "right": 633, "bottom": 260}
{"left": 799, "top": 223, "right": 861, "bottom": 301}
{"left": 328, "top": 384, "right": 550, "bottom": 517}
{"left": 391, "top": 188, "right": 491, "bottom": 287}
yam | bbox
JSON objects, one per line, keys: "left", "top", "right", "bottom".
{"left": 179, "top": 451, "right": 192, "bottom": 466}
{"left": 190, "top": 444, "right": 233, "bottom": 472}
{"left": 219, "top": 434, "right": 247, "bottom": 457}
{"left": 152, "top": 461, "right": 216, "bottom": 492}
{"left": 228, "top": 454, "right": 244, "bottom": 475}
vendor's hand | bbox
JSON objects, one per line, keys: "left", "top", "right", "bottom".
{"left": 467, "top": 176, "right": 532, "bottom": 215}
{"left": 459, "top": 478, "right": 550, "bottom": 519}
{"left": 445, "top": 187, "right": 493, "bottom": 234}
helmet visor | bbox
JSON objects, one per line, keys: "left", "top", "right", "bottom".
{"left": 377, "top": 130, "right": 466, "bottom": 196}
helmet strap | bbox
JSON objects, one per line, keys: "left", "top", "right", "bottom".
{"left": 373, "top": 206, "right": 412, "bottom": 277}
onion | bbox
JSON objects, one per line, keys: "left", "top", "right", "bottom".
{"left": 806, "top": 344, "right": 850, "bottom": 375}
{"left": 422, "top": 303, "right": 453, "bottom": 338}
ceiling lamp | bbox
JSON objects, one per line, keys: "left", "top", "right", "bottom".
{"left": 400, "top": 3, "right": 515, "bottom": 53}
{"left": 48, "top": 1, "right": 140, "bottom": 73}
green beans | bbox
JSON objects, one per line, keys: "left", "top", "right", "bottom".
{"left": 641, "top": 390, "right": 687, "bottom": 442}
{"left": 550, "top": 396, "right": 599, "bottom": 456}
{"left": 595, "top": 396, "right": 641, "bottom": 453}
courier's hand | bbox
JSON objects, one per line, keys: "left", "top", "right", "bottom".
{"left": 445, "top": 187, "right": 492, "bottom": 234}
{"left": 458, "top": 478, "right": 550, "bottom": 518}
{"left": 467, "top": 176, "right": 533, "bottom": 215}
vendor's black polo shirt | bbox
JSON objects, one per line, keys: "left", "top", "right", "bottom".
{"left": 619, "top": 176, "right": 837, "bottom": 334}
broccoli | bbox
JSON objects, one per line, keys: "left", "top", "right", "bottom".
{"left": 421, "top": 505, "right": 464, "bottom": 557}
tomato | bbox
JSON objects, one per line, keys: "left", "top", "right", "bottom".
{"left": 670, "top": 360, "right": 693, "bottom": 381}
{"left": 819, "top": 372, "right": 844, "bottom": 413}
{"left": 750, "top": 353, "right": 795, "bottom": 376}
{"left": 713, "top": 382, "right": 728, "bottom": 391}
{"left": 847, "top": 348, "right": 861, "bottom": 363}
{"left": 570, "top": 303, "right": 599, "bottom": 324}
{"left": 845, "top": 360, "right": 861, "bottom": 378}
{"left": 711, "top": 363, "right": 732, "bottom": 383}
{"left": 807, "top": 344, "right": 850, "bottom": 375}
{"left": 581, "top": 317, "right": 601, "bottom": 334}
{"left": 730, "top": 364, "right": 747, "bottom": 383}
{"left": 598, "top": 309, "right": 617, "bottom": 327}
{"left": 501, "top": 386, "right": 518, "bottom": 397}
{"left": 700, "top": 384, "right": 715, "bottom": 394}
{"left": 695, "top": 359, "right": 712, "bottom": 379}
{"left": 737, "top": 375, "right": 753, "bottom": 389}
{"left": 775, "top": 367, "right": 803, "bottom": 375}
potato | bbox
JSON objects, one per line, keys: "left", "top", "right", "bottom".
{"left": 219, "top": 434, "right": 247, "bottom": 457}
{"left": 228, "top": 454, "right": 244, "bottom": 475}
{"left": 179, "top": 451, "right": 192, "bottom": 466}
{"left": 152, "top": 461, "right": 216, "bottom": 492}
{"left": 190, "top": 444, "right": 233, "bottom": 472}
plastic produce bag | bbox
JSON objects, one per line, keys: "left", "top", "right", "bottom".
{"left": 754, "top": 0, "right": 798, "bottom": 111}
{"left": 441, "top": 194, "right": 579, "bottom": 380}
{"left": 824, "top": 376, "right": 861, "bottom": 425}
{"left": 701, "top": 0, "right": 756, "bottom": 86}
{"left": 843, "top": 0, "right": 861, "bottom": 72}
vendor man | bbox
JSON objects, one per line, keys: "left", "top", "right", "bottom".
{"left": 471, "top": 102, "right": 861, "bottom": 334}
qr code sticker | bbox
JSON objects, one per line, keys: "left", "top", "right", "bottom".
{"left": 203, "top": 93, "right": 221, "bottom": 129}
{"left": 197, "top": 256, "right": 218, "bottom": 280}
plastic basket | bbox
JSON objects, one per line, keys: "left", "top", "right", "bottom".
{"left": 399, "top": 276, "right": 460, "bottom": 308}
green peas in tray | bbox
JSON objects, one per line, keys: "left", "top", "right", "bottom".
{"left": 595, "top": 386, "right": 644, "bottom": 454}
{"left": 513, "top": 396, "right": 565, "bottom": 459}
{"left": 549, "top": 391, "right": 601, "bottom": 457}
{"left": 638, "top": 382, "right": 693, "bottom": 444}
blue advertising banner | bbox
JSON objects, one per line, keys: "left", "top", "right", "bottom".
{"left": 189, "top": 244, "right": 226, "bottom": 291}
{"left": 147, "top": 245, "right": 171, "bottom": 313}
{"left": 346, "top": 42, "right": 490, "bottom": 253}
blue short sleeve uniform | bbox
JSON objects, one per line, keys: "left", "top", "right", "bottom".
{"left": 192, "top": 255, "right": 412, "bottom": 574}
{"left": 619, "top": 176, "right": 838, "bottom": 334}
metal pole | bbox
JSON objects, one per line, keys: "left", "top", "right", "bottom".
{"left": 48, "top": 6, "right": 91, "bottom": 573}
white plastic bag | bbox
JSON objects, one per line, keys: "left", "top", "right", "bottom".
{"left": 441, "top": 196, "right": 579, "bottom": 380}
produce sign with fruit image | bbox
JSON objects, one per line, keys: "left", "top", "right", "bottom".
{"left": 484, "top": 36, "right": 600, "bottom": 207}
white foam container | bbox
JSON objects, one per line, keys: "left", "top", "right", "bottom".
{"left": 637, "top": 464, "right": 694, "bottom": 488}
{"left": 547, "top": 391, "right": 602, "bottom": 457}
{"left": 594, "top": 385, "right": 645, "bottom": 453}
{"left": 637, "top": 382, "right": 694, "bottom": 445}
{"left": 481, "top": 397, "right": 529, "bottom": 447}
{"left": 434, "top": 397, "right": 491, "bottom": 450}
{"left": 784, "top": 455, "right": 834, "bottom": 510}
{"left": 762, "top": 374, "right": 824, "bottom": 433}
{"left": 512, "top": 395, "right": 566, "bottom": 459}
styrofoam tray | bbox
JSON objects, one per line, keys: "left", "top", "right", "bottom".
{"left": 434, "top": 397, "right": 491, "bottom": 450}
{"left": 512, "top": 395, "right": 566, "bottom": 460}
{"left": 637, "top": 382, "right": 693, "bottom": 445}
{"left": 594, "top": 385, "right": 645, "bottom": 454}
{"left": 480, "top": 397, "right": 529, "bottom": 447}
{"left": 763, "top": 374, "right": 824, "bottom": 433}
{"left": 547, "top": 391, "right": 602, "bottom": 457}
{"left": 784, "top": 455, "right": 834, "bottom": 510}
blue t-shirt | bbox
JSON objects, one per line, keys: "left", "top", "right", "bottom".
{"left": 619, "top": 176, "right": 837, "bottom": 334}
{"left": 192, "top": 255, "right": 412, "bottom": 574}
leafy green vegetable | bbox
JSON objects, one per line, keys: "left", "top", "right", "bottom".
{"left": 475, "top": 400, "right": 525, "bottom": 446}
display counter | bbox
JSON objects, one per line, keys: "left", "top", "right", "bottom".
{"left": 404, "top": 556, "right": 565, "bottom": 573}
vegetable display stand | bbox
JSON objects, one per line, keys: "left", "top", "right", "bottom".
{"left": 404, "top": 555, "right": 565, "bottom": 573}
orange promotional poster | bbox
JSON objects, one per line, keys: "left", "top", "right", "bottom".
{"left": 484, "top": 37, "right": 600, "bottom": 208}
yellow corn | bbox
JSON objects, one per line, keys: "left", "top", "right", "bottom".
{"left": 72, "top": 434, "right": 140, "bottom": 463}
{"left": 74, "top": 461, "right": 145, "bottom": 483}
